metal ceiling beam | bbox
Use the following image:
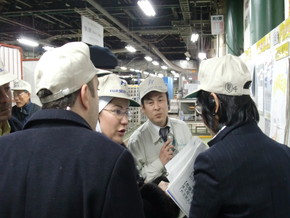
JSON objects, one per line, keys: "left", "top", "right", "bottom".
{"left": 85, "top": 0, "right": 192, "bottom": 73}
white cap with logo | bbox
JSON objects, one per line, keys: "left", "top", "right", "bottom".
{"left": 98, "top": 74, "right": 140, "bottom": 107}
{"left": 185, "top": 54, "right": 252, "bottom": 98}
{"left": 11, "top": 79, "right": 32, "bottom": 93}
{"left": 139, "top": 76, "right": 167, "bottom": 100}
{"left": 35, "top": 41, "right": 107, "bottom": 104}
{"left": 0, "top": 60, "right": 16, "bottom": 86}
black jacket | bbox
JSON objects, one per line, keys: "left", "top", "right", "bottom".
{"left": 0, "top": 109, "right": 145, "bottom": 218}
{"left": 189, "top": 122, "right": 290, "bottom": 218}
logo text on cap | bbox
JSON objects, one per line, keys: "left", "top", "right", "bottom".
{"left": 225, "top": 82, "right": 237, "bottom": 93}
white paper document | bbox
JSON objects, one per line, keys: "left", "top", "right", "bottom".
{"left": 165, "top": 136, "right": 208, "bottom": 217}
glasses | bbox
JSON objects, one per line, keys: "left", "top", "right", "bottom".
{"left": 13, "top": 91, "right": 26, "bottom": 98}
{"left": 103, "top": 109, "right": 133, "bottom": 121}
{"left": 195, "top": 104, "right": 202, "bottom": 115}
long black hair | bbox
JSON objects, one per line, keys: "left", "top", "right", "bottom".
{"left": 197, "top": 90, "right": 259, "bottom": 134}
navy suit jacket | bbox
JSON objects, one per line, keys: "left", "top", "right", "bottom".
{"left": 189, "top": 122, "right": 290, "bottom": 218}
{"left": 0, "top": 109, "right": 145, "bottom": 218}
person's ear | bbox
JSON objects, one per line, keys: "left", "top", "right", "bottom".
{"left": 79, "top": 84, "right": 90, "bottom": 110}
{"left": 210, "top": 93, "right": 219, "bottom": 115}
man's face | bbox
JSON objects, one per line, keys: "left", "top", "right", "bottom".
{"left": 13, "top": 90, "right": 30, "bottom": 107}
{"left": 0, "top": 83, "right": 13, "bottom": 121}
{"left": 142, "top": 91, "right": 168, "bottom": 127}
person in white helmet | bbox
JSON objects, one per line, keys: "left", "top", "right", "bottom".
{"left": 11, "top": 79, "right": 41, "bottom": 125}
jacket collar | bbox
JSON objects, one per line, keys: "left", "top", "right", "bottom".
{"left": 208, "top": 121, "right": 259, "bottom": 147}
{"left": 24, "top": 109, "right": 92, "bottom": 130}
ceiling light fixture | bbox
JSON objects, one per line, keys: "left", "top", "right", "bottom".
{"left": 198, "top": 52, "right": 207, "bottom": 60}
{"left": 43, "top": 46, "right": 55, "bottom": 51}
{"left": 152, "top": 61, "right": 159, "bottom": 66}
{"left": 137, "top": 0, "right": 156, "bottom": 17}
{"left": 144, "top": 56, "right": 153, "bottom": 62}
{"left": 125, "top": 45, "right": 136, "bottom": 53}
{"left": 190, "top": 33, "right": 199, "bottom": 43}
{"left": 161, "top": 65, "right": 168, "bottom": 70}
{"left": 17, "top": 37, "right": 39, "bottom": 47}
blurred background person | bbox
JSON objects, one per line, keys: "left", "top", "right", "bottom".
{"left": 11, "top": 79, "right": 41, "bottom": 125}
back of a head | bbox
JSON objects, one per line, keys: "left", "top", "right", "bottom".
{"left": 186, "top": 54, "right": 258, "bottom": 132}
{"left": 89, "top": 45, "right": 118, "bottom": 70}
{"left": 34, "top": 41, "right": 101, "bottom": 105}
{"left": 139, "top": 76, "right": 168, "bottom": 102}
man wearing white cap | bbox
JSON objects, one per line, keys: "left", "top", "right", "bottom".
{"left": 128, "top": 76, "right": 192, "bottom": 183}
{"left": 0, "top": 42, "right": 145, "bottom": 218}
{"left": 11, "top": 79, "right": 41, "bottom": 125}
{"left": 186, "top": 54, "right": 290, "bottom": 218}
{"left": 0, "top": 60, "right": 22, "bottom": 135}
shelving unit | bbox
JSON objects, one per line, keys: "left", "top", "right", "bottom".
{"left": 178, "top": 99, "right": 197, "bottom": 121}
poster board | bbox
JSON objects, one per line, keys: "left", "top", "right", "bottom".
{"left": 241, "top": 16, "right": 290, "bottom": 146}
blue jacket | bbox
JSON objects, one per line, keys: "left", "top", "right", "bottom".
{"left": 189, "top": 121, "right": 290, "bottom": 218}
{"left": 12, "top": 101, "right": 41, "bottom": 125}
{"left": 0, "top": 109, "right": 145, "bottom": 218}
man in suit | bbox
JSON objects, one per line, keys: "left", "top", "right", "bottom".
{"left": 0, "top": 42, "right": 145, "bottom": 218}
{"left": 186, "top": 54, "right": 290, "bottom": 218}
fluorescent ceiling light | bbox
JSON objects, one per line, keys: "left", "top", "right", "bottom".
{"left": 191, "top": 33, "right": 199, "bottom": 43}
{"left": 137, "top": 0, "right": 156, "bottom": 17}
{"left": 17, "top": 38, "right": 39, "bottom": 47}
{"left": 43, "top": 46, "right": 55, "bottom": 51}
{"left": 144, "top": 56, "right": 153, "bottom": 62}
{"left": 198, "top": 52, "right": 207, "bottom": 60}
{"left": 152, "top": 61, "right": 159, "bottom": 66}
{"left": 125, "top": 45, "right": 136, "bottom": 53}
{"left": 120, "top": 66, "right": 127, "bottom": 70}
{"left": 161, "top": 65, "right": 168, "bottom": 70}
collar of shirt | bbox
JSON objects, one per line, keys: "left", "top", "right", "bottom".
{"left": 0, "top": 120, "right": 11, "bottom": 136}
{"left": 147, "top": 118, "right": 172, "bottom": 144}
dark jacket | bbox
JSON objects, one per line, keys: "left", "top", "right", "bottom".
{"left": 8, "top": 116, "right": 23, "bottom": 132}
{"left": 12, "top": 101, "right": 41, "bottom": 125}
{"left": 189, "top": 122, "right": 290, "bottom": 218}
{"left": 0, "top": 109, "right": 145, "bottom": 218}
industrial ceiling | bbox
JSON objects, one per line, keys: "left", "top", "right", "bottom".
{"left": 0, "top": 0, "right": 225, "bottom": 76}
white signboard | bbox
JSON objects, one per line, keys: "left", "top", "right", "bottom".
{"left": 211, "top": 15, "right": 224, "bottom": 35}
{"left": 81, "top": 15, "right": 104, "bottom": 47}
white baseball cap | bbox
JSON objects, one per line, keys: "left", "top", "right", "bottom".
{"left": 35, "top": 41, "right": 107, "bottom": 104}
{"left": 139, "top": 76, "right": 167, "bottom": 100}
{"left": 11, "top": 79, "right": 32, "bottom": 93}
{"left": 185, "top": 54, "right": 252, "bottom": 98}
{"left": 0, "top": 60, "right": 16, "bottom": 86}
{"left": 98, "top": 74, "right": 140, "bottom": 107}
